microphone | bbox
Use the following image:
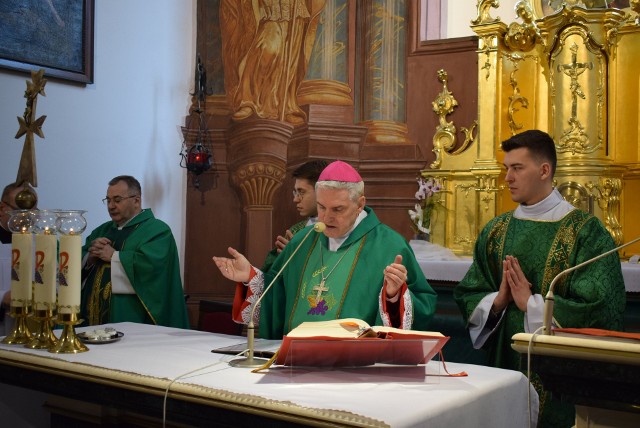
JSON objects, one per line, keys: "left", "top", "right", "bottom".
{"left": 229, "top": 221, "right": 326, "bottom": 368}
{"left": 542, "top": 235, "right": 640, "bottom": 335}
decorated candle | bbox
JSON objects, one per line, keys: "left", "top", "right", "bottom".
{"left": 55, "top": 211, "right": 87, "bottom": 315}
{"left": 34, "top": 229, "right": 57, "bottom": 311}
{"left": 10, "top": 231, "right": 33, "bottom": 307}
{"left": 57, "top": 232, "right": 81, "bottom": 313}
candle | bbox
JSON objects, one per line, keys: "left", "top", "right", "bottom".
{"left": 34, "top": 230, "right": 57, "bottom": 311}
{"left": 57, "top": 233, "right": 81, "bottom": 314}
{"left": 10, "top": 231, "right": 33, "bottom": 307}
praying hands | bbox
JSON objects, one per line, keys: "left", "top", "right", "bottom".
{"left": 494, "top": 255, "right": 532, "bottom": 313}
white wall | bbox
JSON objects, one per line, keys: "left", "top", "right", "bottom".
{"left": 0, "top": 0, "right": 196, "bottom": 278}
{"left": 0, "top": 0, "right": 518, "bottom": 282}
{"left": 445, "top": 0, "right": 519, "bottom": 38}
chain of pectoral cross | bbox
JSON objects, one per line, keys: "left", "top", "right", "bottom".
{"left": 313, "top": 242, "right": 355, "bottom": 304}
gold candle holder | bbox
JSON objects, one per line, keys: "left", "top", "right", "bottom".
{"left": 49, "top": 312, "right": 88, "bottom": 354}
{"left": 1, "top": 305, "right": 33, "bottom": 345}
{"left": 25, "top": 308, "right": 58, "bottom": 349}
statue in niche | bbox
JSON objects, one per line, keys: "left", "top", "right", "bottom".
{"left": 220, "top": 0, "right": 325, "bottom": 125}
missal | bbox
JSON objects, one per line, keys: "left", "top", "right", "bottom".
{"left": 274, "top": 318, "right": 449, "bottom": 367}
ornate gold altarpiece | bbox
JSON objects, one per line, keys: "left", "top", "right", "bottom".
{"left": 426, "top": 0, "right": 640, "bottom": 257}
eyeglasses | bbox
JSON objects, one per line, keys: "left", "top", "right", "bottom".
{"left": 292, "top": 189, "right": 308, "bottom": 199}
{"left": 102, "top": 195, "right": 138, "bottom": 205}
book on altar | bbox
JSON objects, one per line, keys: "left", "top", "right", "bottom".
{"left": 274, "top": 318, "right": 449, "bottom": 367}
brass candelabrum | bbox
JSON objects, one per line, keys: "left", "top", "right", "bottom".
{"left": 25, "top": 307, "right": 58, "bottom": 349}
{"left": 1, "top": 305, "right": 33, "bottom": 345}
{"left": 49, "top": 312, "right": 88, "bottom": 354}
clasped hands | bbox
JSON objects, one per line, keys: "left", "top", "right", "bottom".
{"left": 87, "top": 237, "right": 115, "bottom": 263}
{"left": 213, "top": 248, "right": 408, "bottom": 299}
{"left": 493, "top": 255, "right": 532, "bottom": 313}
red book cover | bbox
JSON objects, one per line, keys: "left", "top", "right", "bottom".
{"left": 274, "top": 319, "right": 449, "bottom": 367}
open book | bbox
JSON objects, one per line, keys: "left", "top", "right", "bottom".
{"left": 274, "top": 318, "right": 449, "bottom": 367}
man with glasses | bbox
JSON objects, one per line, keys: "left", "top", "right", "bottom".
{"left": 261, "top": 160, "right": 327, "bottom": 272}
{"left": 216, "top": 161, "right": 437, "bottom": 338}
{"left": 80, "top": 175, "right": 189, "bottom": 329}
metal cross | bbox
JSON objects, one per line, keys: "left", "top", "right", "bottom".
{"left": 312, "top": 279, "right": 329, "bottom": 304}
{"left": 557, "top": 43, "right": 592, "bottom": 119}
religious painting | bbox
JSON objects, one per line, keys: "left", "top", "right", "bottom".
{"left": 532, "top": 0, "right": 630, "bottom": 18}
{"left": 0, "top": 0, "right": 94, "bottom": 84}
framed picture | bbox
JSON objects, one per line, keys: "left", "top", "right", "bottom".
{"left": 531, "top": 0, "right": 630, "bottom": 19}
{"left": 0, "top": 0, "right": 94, "bottom": 84}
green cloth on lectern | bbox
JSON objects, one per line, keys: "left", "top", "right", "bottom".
{"left": 80, "top": 209, "right": 189, "bottom": 329}
{"left": 259, "top": 206, "right": 438, "bottom": 339}
{"left": 454, "top": 209, "right": 625, "bottom": 428}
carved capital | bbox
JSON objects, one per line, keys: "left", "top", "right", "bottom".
{"left": 231, "top": 162, "right": 286, "bottom": 208}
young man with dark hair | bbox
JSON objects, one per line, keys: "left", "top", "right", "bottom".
{"left": 454, "top": 130, "right": 625, "bottom": 427}
{"left": 261, "top": 160, "right": 328, "bottom": 272}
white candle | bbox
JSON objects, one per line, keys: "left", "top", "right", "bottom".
{"left": 57, "top": 233, "right": 81, "bottom": 314}
{"left": 34, "top": 230, "right": 57, "bottom": 311}
{"left": 10, "top": 231, "right": 33, "bottom": 307}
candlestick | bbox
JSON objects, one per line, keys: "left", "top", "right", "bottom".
{"left": 32, "top": 210, "right": 58, "bottom": 311}
{"left": 2, "top": 209, "right": 34, "bottom": 345}
{"left": 49, "top": 312, "right": 88, "bottom": 354}
{"left": 34, "top": 231, "right": 57, "bottom": 311}
{"left": 55, "top": 211, "right": 87, "bottom": 316}
{"left": 10, "top": 229, "right": 33, "bottom": 307}
{"left": 57, "top": 234, "right": 81, "bottom": 313}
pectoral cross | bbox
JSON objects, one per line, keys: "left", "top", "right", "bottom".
{"left": 312, "top": 280, "right": 329, "bottom": 304}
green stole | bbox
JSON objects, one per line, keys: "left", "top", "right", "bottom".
{"left": 80, "top": 224, "right": 142, "bottom": 325}
{"left": 289, "top": 239, "right": 361, "bottom": 328}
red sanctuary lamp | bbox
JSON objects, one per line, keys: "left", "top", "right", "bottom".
{"left": 180, "top": 54, "right": 214, "bottom": 189}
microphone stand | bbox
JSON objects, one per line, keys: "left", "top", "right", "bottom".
{"left": 229, "top": 222, "right": 326, "bottom": 368}
{"left": 542, "top": 235, "right": 640, "bottom": 335}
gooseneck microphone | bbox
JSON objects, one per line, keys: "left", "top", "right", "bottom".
{"left": 229, "top": 222, "right": 326, "bottom": 368}
{"left": 542, "top": 235, "right": 640, "bottom": 335}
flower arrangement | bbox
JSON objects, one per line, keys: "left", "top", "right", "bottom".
{"left": 408, "top": 177, "right": 442, "bottom": 235}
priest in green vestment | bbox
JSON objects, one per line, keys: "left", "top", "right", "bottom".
{"left": 213, "top": 161, "right": 437, "bottom": 338}
{"left": 80, "top": 176, "right": 189, "bottom": 329}
{"left": 453, "top": 130, "right": 626, "bottom": 428}
{"left": 261, "top": 160, "right": 327, "bottom": 272}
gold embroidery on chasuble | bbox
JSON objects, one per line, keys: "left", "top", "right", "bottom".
{"left": 487, "top": 213, "right": 512, "bottom": 274}
{"left": 287, "top": 236, "right": 366, "bottom": 331}
{"left": 541, "top": 211, "right": 590, "bottom": 296}
{"left": 85, "top": 224, "right": 141, "bottom": 325}
{"left": 87, "top": 263, "right": 111, "bottom": 325}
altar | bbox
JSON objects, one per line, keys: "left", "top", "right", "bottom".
{"left": 0, "top": 322, "right": 538, "bottom": 427}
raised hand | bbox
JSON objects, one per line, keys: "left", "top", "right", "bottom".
{"left": 383, "top": 254, "right": 407, "bottom": 299}
{"left": 212, "top": 247, "right": 252, "bottom": 283}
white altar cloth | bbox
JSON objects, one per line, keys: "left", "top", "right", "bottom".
{"left": 0, "top": 322, "right": 537, "bottom": 428}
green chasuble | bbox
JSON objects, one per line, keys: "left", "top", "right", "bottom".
{"left": 80, "top": 209, "right": 189, "bottom": 329}
{"left": 454, "top": 209, "right": 625, "bottom": 428}
{"left": 259, "top": 206, "right": 438, "bottom": 339}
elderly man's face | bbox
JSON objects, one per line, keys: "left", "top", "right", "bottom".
{"left": 105, "top": 181, "right": 141, "bottom": 226}
{"left": 316, "top": 187, "right": 365, "bottom": 239}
